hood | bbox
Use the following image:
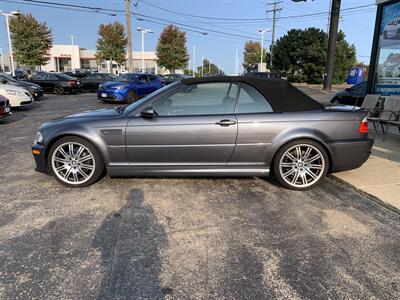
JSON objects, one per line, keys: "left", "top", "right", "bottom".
{"left": 15, "top": 81, "right": 42, "bottom": 90}
{"left": 0, "top": 83, "right": 29, "bottom": 92}
{"left": 99, "top": 81, "right": 132, "bottom": 89}
{"left": 44, "top": 108, "right": 122, "bottom": 126}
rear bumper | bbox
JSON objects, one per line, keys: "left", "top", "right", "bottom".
{"left": 328, "top": 138, "right": 374, "bottom": 172}
{"left": 32, "top": 142, "right": 48, "bottom": 174}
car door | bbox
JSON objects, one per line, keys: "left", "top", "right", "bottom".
{"left": 81, "top": 74, "right": 94, "bottom": 91}
{"left": 125, "top": 82, "right": 238, "bottom": 166}
{"left": 45, "top": 74, "right": 59, "bottom": 91}
{"left": 147, "top": 75, "right": 159, "bottom": 93}
{"left": 30, "top": 73, "right": 48, "bottom": 90}
{"left": 229, "top": 83, "right": 276, "bottom": 166}
{"left": 135, "top": 74, "right": 149, "bottom": 96}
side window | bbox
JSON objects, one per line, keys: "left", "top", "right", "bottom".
{"left": 48, "top": 74, "right": 58, "bottom": 80}
{"left": 32, "top": 74, "right": 46, "bottom": 80}
{"left": 235, "top": 83, "right": 273, "bottom": 114}
{"left": 84, "top": 74, "right": 94, "bottom": 80}
{"left": 152, "top": 82, "right": 238, "bottom": 116}
{"left": 138, "top": 75, "right": 147, "bottom": 82}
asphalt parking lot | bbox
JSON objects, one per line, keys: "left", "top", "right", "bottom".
{"left": 0, "top": 93, "right": 399, "bottom": 299}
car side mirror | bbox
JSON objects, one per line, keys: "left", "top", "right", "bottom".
{"left": 141, "top": 107, "right": 156, "bottom": 118}
{"left": 0, "top": 79, "right": 6, "bottom": 84}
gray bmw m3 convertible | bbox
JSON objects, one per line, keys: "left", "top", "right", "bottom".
{"left": 32, "top": 77, "right": 373, "bottom": 190}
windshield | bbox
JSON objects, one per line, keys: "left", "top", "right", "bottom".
{"left": 123, "top": 82, "right": 179, "bottom": 115}
{"left": 113, "top": 74, "right": 138, "bottom": 82}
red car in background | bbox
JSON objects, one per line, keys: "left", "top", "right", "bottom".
{"left": 0, "top": 95, "right": 12, "bottom": 119}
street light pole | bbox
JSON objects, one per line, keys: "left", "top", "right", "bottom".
{"left": 1, "top": 11, "right": 20, "bottom": 76}
{"left": 258, "top": 29, "right": 271, "bottom": 72}
{"left": 0, "top": 48, "right": 4, "bottom": 73}
{"left": 137, "top": 27, "right": 153, "bottom": 73}
{"left": 192, "top": 45, "right": 196, "bottom": 76}
{"left": 126, "top": 0, "right": 133, "bottom": 73}
{"left": 201, "top": 54, "right": 204, "bottom": 77}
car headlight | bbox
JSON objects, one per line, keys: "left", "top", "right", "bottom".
{"left": 114, "top": 84, "right": 129, "bottom": 90}
{"left": 36, "top": 131, "right": 44, "bottom": 144}
{"left": 5, "top": 89, "right": 22, "bottom": 96}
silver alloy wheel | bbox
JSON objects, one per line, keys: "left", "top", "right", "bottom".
{"left": 51, "top": 142, "right": 96, "bottom": 185}
{"left": 279, "top": 143, "right": 325, "bottom": 188}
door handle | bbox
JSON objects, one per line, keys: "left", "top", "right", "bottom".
{"left": 215, "top": 119, "right": 236, "bottom": 126}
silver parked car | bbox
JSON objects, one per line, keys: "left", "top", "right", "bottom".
{"left": 32, "top": 77, "right": 373, "bottom": 190}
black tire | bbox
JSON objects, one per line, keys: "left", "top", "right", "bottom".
{"left": 126, "top": 90, "right": 137, "bottom": 104}
{"left": 273, "top": 139, "right": 329, "bottom": 190}
{"left": 47, "top": 136, "right": 105, "bottom": 188}
{"left": 53, "top": 85, "right": 64, "bottom": 95}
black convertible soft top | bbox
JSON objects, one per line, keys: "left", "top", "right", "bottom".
{"left": 181, "top": 76, "right": 323, "bottom": 112}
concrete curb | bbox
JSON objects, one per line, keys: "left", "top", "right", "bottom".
{"left": 329, "top": 175, "right": 400, "bottom": 215}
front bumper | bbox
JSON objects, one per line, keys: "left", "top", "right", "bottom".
{"left": 97, "top": 89, "right": 127, "bottom": 102}
{"left": 329, "top": 138, "right": 374, "bottom": 172}
{"left": 32, "top": 142, "right": 48, "bottom": 174}
{"left": 31, "top": 90, "right": 44, "bottom": 98}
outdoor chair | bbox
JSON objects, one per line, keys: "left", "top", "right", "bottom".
{"left": 377, "top": 95, "right": 400, "bottom": 137}
{"left": 362, "top": 94, "right": 381, "bottom": 132}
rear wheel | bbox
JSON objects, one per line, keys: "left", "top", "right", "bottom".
{"left": 47, "top": 136, "right": 105, "bottom": 187}
{"left": 126, "top": 90, "right": 137, "bottom": 104}
{"left": 53, "top": 85, "right": 64, "bottom": 95}
{"left": 273, "top": 139, "right": 329, "bottom": 190}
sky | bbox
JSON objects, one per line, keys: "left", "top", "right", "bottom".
{"left": 0, "top": 0, "right": 377, "bottom": 74}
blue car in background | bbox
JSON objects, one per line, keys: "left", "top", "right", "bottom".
{"left": 97, "top": 73, "right": 164, "bottom": 103}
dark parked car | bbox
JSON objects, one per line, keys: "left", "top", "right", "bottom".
{"left": 0, "top": 95, "right": 12, "bottom": 119}
{"left": 80, "top": 73, "right": 115, "bottom": 92}
{"left": 161, "top": 73, "right": 189, "bottom": 85}
{"left": 245, "top": 72, "right": 278, "bottom": 79}
{"left": 0, "top": 73, "right": 43, "bottom": 99}
{"left": 97, "top": 73, "right": 164, "bottom": 103}
{"left": 32, "top": 77, "right": 373, "bottom": 189}
{"left": 26, "top": 73, "right": 81, "bottom": 95}
{"left": 13, "top": 70, "right": 28, "bottom": 80}
{"left": 331, "top": 81, "right": 367, "bottom": 106}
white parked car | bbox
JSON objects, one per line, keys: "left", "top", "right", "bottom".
{"left": 0, "top": 83, "right": 34, "bottom": 108}
{"left": 383, "top": 17, "right": 400, "bottom": 39}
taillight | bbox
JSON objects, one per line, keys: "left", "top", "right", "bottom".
{"left": 67, "top": 80, "right": 76, "bottom": 85}
{"left": 358, "top": 117, "right": 368, "bottom": 133}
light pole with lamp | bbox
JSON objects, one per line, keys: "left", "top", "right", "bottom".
{"left": 0, "top": 48, "right": 4, "bottom": 73}
{"left": 258, "top": 28, "right": 271, "bottom": 72}
{"left": 0, "top": 10, "right": 21, "bottom": 76}
{"left": 137, "top": 27, "right": 153, "bottom": 73}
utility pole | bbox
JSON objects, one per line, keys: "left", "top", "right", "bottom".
{"left": 126, "top": 0, "right": 133, "bottom": 73}
{"left": 266, "top": 1, "right": 282, "bottom": 68}
{"left": 323, "top": 0, "right": 341, "bottom": 91}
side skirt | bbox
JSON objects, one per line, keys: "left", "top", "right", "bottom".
{"left": 106, "top": 165, "right": 270, "bottom": 177}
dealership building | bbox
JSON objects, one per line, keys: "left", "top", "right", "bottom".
{"left": 0, "top": 44, "right": 164, "bottom": 75}
{"left": 368, "top": 0, "right": 400, "bottom": 95}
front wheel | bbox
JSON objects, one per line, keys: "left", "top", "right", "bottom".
{"left": 126, "top": 90, "right": 137, "bottom": 104}
{"left": 47, "top": 136, "right": 105, "bottom": 187}
{"left": 273, "top": 139, "right": 329, "bottom": 190}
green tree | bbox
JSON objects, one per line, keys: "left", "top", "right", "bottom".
{"left": 273, "top": 28, "right": 326, "bottom": 83}
{"left": 95, "top": 22, "right": 127, "bottom": 66}
{"left": 156, "top": 25, "right": 189, "bottom": 73}
{"left": 273, "top": 28, "right": 357, "bottom": 84}
{"left": 9, "top": 13, "right": 52, "bottom": 70}
{"left": 333, "top": 31, "right": 357, "bottom": 84}
{"left": 243, "top": 41, "right": 268, "bottom": 72}
{"left": 197, "top": 58, "right": 221, "bottom": 75}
